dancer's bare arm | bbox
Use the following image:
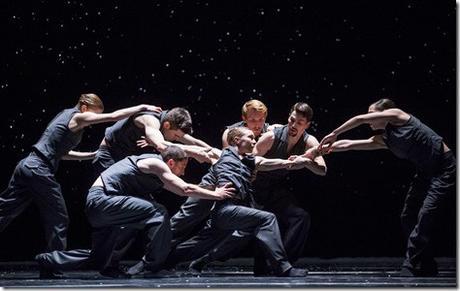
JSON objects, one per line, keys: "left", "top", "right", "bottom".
{"left": 319, "top": 109, "right": 408, "bottom": 150}
{"left": 61, "top": 150, "right": 98, "bottom": 160}
{"left": 137, "top": 158, "right": 235, "bottom": 200}
{"left": 69, "top": 104, "right": 161, "bottom": 131}
{"left": 253, "top": 131, "right": 275, "bottom": 156}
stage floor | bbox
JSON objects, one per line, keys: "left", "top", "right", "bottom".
{"left": 0, "top": 257, "right": 456, "bottom": 288}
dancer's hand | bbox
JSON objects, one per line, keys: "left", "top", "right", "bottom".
{"left": 208, "top": 147, "right": 222, "bottom": 161}
{"left": 140, "top": 104, "right": 162, "bottom": 113}
{"left": 136, "top": 136, "right": 151, "bottom": 148}
{"left": 288, "top": 155, "right": 298, "bottom": 161}
{"left": 319, "top": 132, "right": 337, "bottom": 152}
{"left": 304, "top": 146, "right": 320, "bottom": 159}
{"left": 189, "top": 146, "right": 214, "bottom": 164}
{"left": 214, "top": 183, "right": 236, "bottom": 200}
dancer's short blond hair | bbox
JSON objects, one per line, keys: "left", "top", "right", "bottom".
{"left": 241, "top": 99, "right": 267, "bottom": 118}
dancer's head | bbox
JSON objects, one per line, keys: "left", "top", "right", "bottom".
{"left": 287, "top": 102, "right": 312, "bottom": 137}
{"left": 227, "top": 127, "right": 256, "bottom": 154}
{"left": 368, "top": 98, "right": 396, "bottom": 130}
{"left": 368, "top": 98, "right": 396, "bottom": 112}
{"left": 241, "top": 99, "right": 268, "bottom": 137}
{"left": 162, "top": 107, "right": 193, "bottom": 141}
{"left": 77, "top": 93, "right": 104, "bottom": 113}
{"left": 161, "top": 145, "right": 189, "bottom": 176}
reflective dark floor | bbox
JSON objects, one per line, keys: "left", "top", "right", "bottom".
{"left": 0, "top": 257, "right": 456, "bottom": 288}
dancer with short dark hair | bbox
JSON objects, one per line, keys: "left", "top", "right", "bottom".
{"left": 35, "top": 145, "right": 235, "bottom": 279}
{"left": 92, "top": 106, "right": 218, "bottom": 176}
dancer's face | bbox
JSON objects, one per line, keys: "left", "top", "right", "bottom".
{"left": 236, "top": 129, "right": 256, "bottom": 154}
{"left": 287, "top": 112, "right": 310, "bottom": 137}
{"left": 163, "top": 127, "right": 185, "bottom": 142}
{"left": 167, "top": 158, "right": 189, "bottom": 176}
{"left": 242, "top": 109, "right": 266, "bottom": 138}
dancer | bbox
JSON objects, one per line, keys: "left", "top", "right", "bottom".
{"left": 0, "top": 93, "right": 160, "bottom": 258}
{"left": 165, "top": 127, "right": 313, "bottom": 277}
{"left": 222, "top": 99, "right": 278, "bottom": 147}
{"left": 250, "top": 102, "right": 326, "bottom": 273}
{"left": 318, "top": 98, "right": 455, "bottom": 277}
{"left": 170, "top": 99, "right": 275, "bottom": 246}
{"left": 92, "top": 106, "right": 219, "bottom": 177}
{"left": 35, "top": 145, "right": 234, "bottom": 278}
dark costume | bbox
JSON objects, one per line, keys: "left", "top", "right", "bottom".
{"left": 383, "top": 115, "right": 456, "bottom": 274}
{"left": 167, "top": 147, "right": 294, "bottom": 275}
{"left": 92, "top": 111, "right": 167, "bottom": 176}
{"left": 35, "top": 154, "right": 172, "bottom": 275}
{"left": 0, "top": 107, "right": 83, "bottom": 252}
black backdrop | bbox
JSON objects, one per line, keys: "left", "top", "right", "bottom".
{"left": 0, "top": 1, "right": 456, "bottom": 261}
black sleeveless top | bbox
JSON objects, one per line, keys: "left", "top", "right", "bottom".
{"left": 382, "top": 115, "right": 444, "bottom": 176}
{"left": 104, "top": 110, "right": 167, "bottom": 160}
{"left": 32, "top": 107, "right": 83, "bottom": 172}
{"left": 259, "top": 124, "right": 310, "bottom": 179}
{"left": 212, "top": 147, "right": 257, "bottom": 207}
{"left": 100, "top": 153, "right": 164, "bottom": 198}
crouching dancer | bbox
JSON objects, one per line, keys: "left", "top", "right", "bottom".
{"left": 165, "top": 127, "right": 313, "bottom": 277}
{"left": 35, "top": 145, "right": 234, "bottom": 279}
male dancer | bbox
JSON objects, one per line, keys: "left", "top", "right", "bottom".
{"left": 170, "top": 99, "right": 277, "bottom": 247}
{"left": 92, "top": 107, "right": 217, "bottom": 176}
{"left": 35, "top": 145, "right": 234, "bottom": 278}
{"left": 165, "top": 127, "right": 316, "bottom": 276}
{"left": 0, "top": 93, "right": 160, "bottom": 260}
{"left": 318, "top": 98, "right": 455, "bottom": 277}
{"left": 250, "top": 102, "right": 326, "bottom": 274}
{"left": 222, "top": 99, "right": 277, "bottom": 147}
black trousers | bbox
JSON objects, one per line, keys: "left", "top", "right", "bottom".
{"left": 169, "top": 201, "right": 292, "bottom": 275}
{"left": 0, "top": 152, "right": 68, "bottom": 252}
{"left": 37, "top": 187, "right": 171, "bottom": 272}
{"left": 401, "top": 152, "right": 456, "bottom": 269}
{"left": 166, "top": 223, "right": 234, "bottom": 267}
{"left": 168, "top": 196, "right": 249, "bottom": 269}
{"left": 258, "top": 187, "right": 311, "bottom": 263}
{"left": 194, "top": 186, "right": 311, "bottom": 271}
{"left": 170, "top": 197, "right": 215, "bottom": 246}
{"left": 169, "top": 167, "right": 218, "bottom": 246}
{"left": 169, "top": 186, "right": 311, "bottom": 270}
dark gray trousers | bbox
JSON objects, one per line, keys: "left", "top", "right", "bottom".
{"left": 170, "top": 197, "right": 215, "bottom": 246}
{"left": 0, "top": 152, "right": 68, "bottom": 252}
{"left": 168, "top": 196, "right": 250, "bottom": 269}
{"left": 37, "top": 186, "right": 171, "bottom": 272}
{"left": 169, "top": 201, "right": 292, "bottom": 275}
{"left": 401, "top": 152, "right": 456, "bottom": 269}
{"left": 255, "top": 184, "right": 311, "bottom": 263}
{"left": 169, "top": 187, "right": 310, "bottom": 271}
